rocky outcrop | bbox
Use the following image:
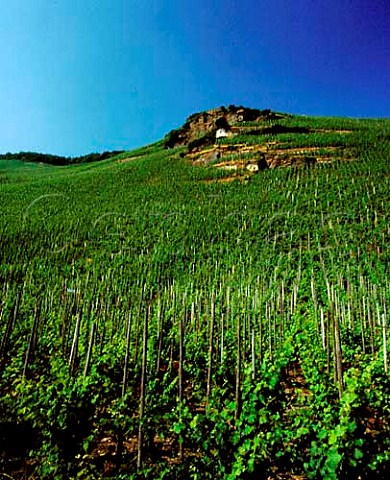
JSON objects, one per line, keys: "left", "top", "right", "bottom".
{"left": 266, "top": 154, "right": 317, "bottom": 169}
{"left": 163, "top": 106, "right": 338, "bottom": 175}
{"left": 163, "top": 105, "right": 280, "bottom": 149}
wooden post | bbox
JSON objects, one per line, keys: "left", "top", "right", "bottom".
{"left": 137, "top": 306, "right": 149, "bottom": 471}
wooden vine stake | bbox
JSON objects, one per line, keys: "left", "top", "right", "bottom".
{"left": 333, "top": 312, "right": 344, "bottom": 398}
{"left": 235, "top": 305, "right": 241, "bottom": 422}
{"left": 121, "top": 311, "right": 132, "bottom": 396}
{"left": 23, "top": 303, "right": 41, "bottom": 378}
{"left": 206, "top": 295, "right": 215, "bottom": 401}
{"left": 251, "top": 327, "right": 256, "bottom": 381}
{"left": 320, "top": 307, "right": 326, "bottom": 350}
{"left": 69, "top": 312, "right": 81, "bottom": 377}
{"left": 83, "top": 322, "right": 96, "bottom": 378}
{"left": 178, "top": 294, "right": 186, "bottom": 461}
{"left": 137, "top": 305, "right": 149, "bottom": 471}
{"left": 156, "top": 298, "right": 163, "bottom": 375}
{"left": 0, "top": 291, "right": 22, "bottom": 364}
{"left": 381, "top": 303, "right": 387, "bottom": 374}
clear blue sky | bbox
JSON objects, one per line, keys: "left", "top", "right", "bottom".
{"left": 0, "top": 0, "right": 388, "bottom": 156}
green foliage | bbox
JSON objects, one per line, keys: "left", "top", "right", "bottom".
{"left": 0, "top": 150, "right": 124, "bottom": 166}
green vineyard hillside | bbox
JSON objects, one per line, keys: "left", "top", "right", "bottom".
{"left": 0, "top": 110, "right": 389, "bottom": 479}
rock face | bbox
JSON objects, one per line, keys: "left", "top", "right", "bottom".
{"left": 163, "top": 105, "right": 277, "bottom": 149}
{"left": 198, "top": 150, "right": 221, "bottom": 165}
{"left": 163, "top": 105, "right": 335, "bottom": 175}
{"left": 266, "top": 155, "right": 317, "bottom": 169}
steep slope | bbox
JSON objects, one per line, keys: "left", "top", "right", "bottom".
{"left": 0, "top": 112, "right": 389, "bottom": 479}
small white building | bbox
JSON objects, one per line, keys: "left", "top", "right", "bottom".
{"left": 216, "top": 128, "right": 228, "bottom": 140}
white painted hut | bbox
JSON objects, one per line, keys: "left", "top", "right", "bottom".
{"left": 216, "top": 128, "right": 228, "bottom": 140}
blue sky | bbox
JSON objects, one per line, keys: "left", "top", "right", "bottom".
{"left": 0, "top": 0, "right": 388, "bottom": 156}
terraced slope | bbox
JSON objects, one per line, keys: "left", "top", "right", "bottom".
{"left": 171, "top": 108, "right": 382, "bottom": 175}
